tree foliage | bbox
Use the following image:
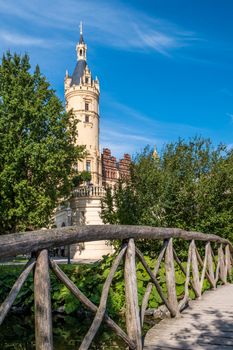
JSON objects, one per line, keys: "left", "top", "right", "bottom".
{"left": 101, "top": 137, "right": 233, "bottom": 243}
{"left": 72, "top": 170, "right": 92, "bottom": 187}
{"left": 0, "top": 52, "right": 84, "bottom": 234}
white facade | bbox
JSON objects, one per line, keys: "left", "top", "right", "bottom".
{"left": 55, "top": 25, "right": 112, "bottom": 260}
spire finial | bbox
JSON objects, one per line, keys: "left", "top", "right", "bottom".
{"left": 80, "top": 21, "right": 83, "bottom": 35}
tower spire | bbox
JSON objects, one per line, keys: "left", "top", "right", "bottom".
{"left": 76, "top": 21, "right": 87, "bottom": 61}
{"left": 79, "top": 21, "right": 84, "bottom": 44}
{"left": 80, "top": 21, "right": 83, "bottom": 35}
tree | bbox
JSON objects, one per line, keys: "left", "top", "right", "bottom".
{"left": 72, "top": 170, "right": 92, "bottom": 187}
{"left": 0, "top": 52, "right": 85, "bottom": 234}
{"left": 101, "top": 137, "right": 233, "bottom": 244}
{"left": 101, "top": 181, "right": 139, "bottom": 225}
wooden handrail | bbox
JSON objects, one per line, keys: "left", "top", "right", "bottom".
{"left": 0, "top": 225, "right": 232, "bottom": 350}
{"left": 0, "top": 225, "right": 232, "bottom": 259}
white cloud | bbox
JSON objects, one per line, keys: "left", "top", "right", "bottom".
{"left": 107, "top": 99, "right": 154, "bottom": 124}
{"left": 0, "top": 0, "right": 198, "bottom": 54}
{"left": 103, "top": 97, "right": 207, "bottom": 136}
{"left": 0, "top": 31, "right": 47, "bottom": 47}
{"left": 101, "top": 128, "right": 156, "bottom": 144}
{"left": 99, "top": 96, "right": 210, "bottom": 157}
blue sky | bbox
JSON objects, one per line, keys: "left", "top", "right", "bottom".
{"left": 0, "top": 0, "right": 233, "bottom": 158}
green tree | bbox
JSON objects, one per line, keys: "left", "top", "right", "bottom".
{"left": 194, "top": 149, "right": 233, "bottom": 239}
{"left": 101, "top": 181, "right": 139, "bottom": 225}
{"left": 72, "top": 170, "right": 92, "bottom": 187}
{"left": 0, "top": 52, "right": 84, "bottom": 234}
{"left": 101, "top": 137, "right": 233, "bottom": 243}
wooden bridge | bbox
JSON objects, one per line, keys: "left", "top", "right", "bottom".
{"left": 144, "top": 283, "right": 233, "bottom": 349}
{"left": 0, "top": 225, "right": 232, "bottom": 349}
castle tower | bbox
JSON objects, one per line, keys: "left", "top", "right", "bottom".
{"left": 65, "top": 22, "right": 102, "bottom": 186}
{"left": 56, "top": 24, "right": 130, "bottom": 260}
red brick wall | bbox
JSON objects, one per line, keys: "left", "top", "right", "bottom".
{"left": 102, "top": 148, "right": 118, "bottom": 185}
{"left": 101, "top": 149, "right": 131, "bottom": 185}
{"left": 118, "top": 154, "right": 131, "bottom": 179}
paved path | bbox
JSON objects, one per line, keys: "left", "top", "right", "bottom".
{"left": 144, "top": 284, "right": 233, "bottom": 350}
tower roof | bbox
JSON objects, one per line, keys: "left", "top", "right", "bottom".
{"left": 70, "top": 60, "right": 87, "bottom": 86}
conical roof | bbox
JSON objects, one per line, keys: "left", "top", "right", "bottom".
{"left": 70, "top": 60, "right": 87, "bottom": 86}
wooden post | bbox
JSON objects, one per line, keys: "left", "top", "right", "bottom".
{"left": 34, "top": 250, "right": 53, "bottom": 350}
{"left": 173, "top": 245, "right": 200, "bottom": 299}
{"left": 191, "top": 240, "right": 201, "bottom": 298}
{"left": 207, "top": 243, "right": 216, "bottom": 289}
{"left": 225, "top": 244, "right": 232, "bottom": 277}
{"left": 165, "top": 238, "right": 178, "bottom": 316}
{"left": 218, "top": 244, "right": 227, "bottom": 284}
{"left": 184, "top": 243, "right": 192, "bottom": 300}
{"left": 124, "top": 239, "right": 142, "bottom": 350}
{"left": 200, "top": 243, "right": 208, "bottom": 291}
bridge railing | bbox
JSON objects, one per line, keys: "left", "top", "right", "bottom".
{"left": 0, "top": 225, "right": 232, "bottom": 350}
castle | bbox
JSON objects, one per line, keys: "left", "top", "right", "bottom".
{"left": 55, "top": 24, "right": 131, "bottom": 259}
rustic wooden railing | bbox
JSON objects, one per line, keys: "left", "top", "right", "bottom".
{"left": 0, "top": 225, "right": 232, "bottom": 350}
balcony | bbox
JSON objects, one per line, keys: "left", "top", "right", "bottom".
{"left": 72, "top": 186, "right": 106, "bottom": 198}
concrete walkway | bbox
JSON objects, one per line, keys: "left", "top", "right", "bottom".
{"left": 144, "top": 284, "right": 233, "bottom": 350}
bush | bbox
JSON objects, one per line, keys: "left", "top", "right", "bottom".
{"left": 0, "top": 251, "right": 224, "bottom": 318}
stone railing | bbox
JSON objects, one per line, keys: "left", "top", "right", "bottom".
{"left": 72, "top": 186, "right": 106, "bottom": 198}
{"left": 0, "top": 225, "right": 232, "bottom": 349}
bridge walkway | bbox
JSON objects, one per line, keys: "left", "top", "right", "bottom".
{"left": 144, "top": 284, "right": 233, "bottom": 350}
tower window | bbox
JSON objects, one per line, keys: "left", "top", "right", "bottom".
{"left": 86, "top": 161, "right": 91, "bottom": 172}
{"left": 85, "top": 103, "right": 89, "bottom": 111}
{"left": 85, "top": 77, "right": 89, "bottom": 84}
{"left": 85, "top": 115, "right": 89, "bottom": 123}
{"left": 80, "top": 49, "right": 83, "bottom": 56}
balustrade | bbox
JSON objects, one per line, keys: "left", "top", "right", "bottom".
{"left": 72, "top": 186, "right": 106, "bottom": 198}
{"left": 0, "top": 225, "right": 232, "bottom": 350}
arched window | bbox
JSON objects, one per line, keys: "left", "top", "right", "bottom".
{"left": 79, "top": 49, "right": 83, "bottom": 56}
